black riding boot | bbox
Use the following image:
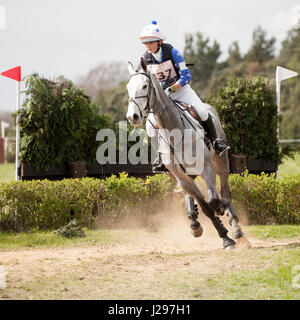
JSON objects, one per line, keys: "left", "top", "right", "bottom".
{"left": 152, "top": 153, "right": 168, "bottom": 173}
{"left": 202, "top": 113, "right": 230, "bottom": 156}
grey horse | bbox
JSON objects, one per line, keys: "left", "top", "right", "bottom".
{"left": 126, "top": 57, "right": 248, "bottom": 250}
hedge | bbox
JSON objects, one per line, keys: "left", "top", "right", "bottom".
{"left": 0, "top": 173, "right": 299, "bottom": 232}
{"left": 229, "top": 171, "right": 300, "bottom": 224}
{"left": 0, "top": 173, "right": 174, "bottom": 232}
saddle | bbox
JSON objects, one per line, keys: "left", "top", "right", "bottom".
{"left": 173, "top": 100, "right": 202, "bottom": 123}
{"left": 172, "top": 100, "right": 211, "bottom": 150}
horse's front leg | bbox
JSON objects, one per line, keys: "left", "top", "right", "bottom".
{"left": 185, "top": 194, "right": 203, "bottom": 237}
{"left": 168, "top": 165, "right": 236, "bottom": 249}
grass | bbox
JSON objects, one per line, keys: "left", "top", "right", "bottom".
{"left": 0, "top": 163, "right": 14, "bottom": 183}
{"left": 0, "top": 225, "right": 299, "bottom": 250}
{"left": 0, "top": 228, "right": 148, "bottom": 250}
{"left": 196, "top": 247, "right": 300, "bottom": 300}
{"left": 189, "top": 264, "right": 300, "bottom": 299}
{"left": 278, "top": 151, "right": 300, "bottom": 177}
{"left": 246, "top": 225, "right": 300, "bottom": 240}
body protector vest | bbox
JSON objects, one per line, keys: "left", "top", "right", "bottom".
{"left": 143, "top": 43, "right": 180, "bottom": 90}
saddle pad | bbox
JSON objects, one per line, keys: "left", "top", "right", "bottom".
{"left": 173, "top": 101, "right": 203, "bottom": 130}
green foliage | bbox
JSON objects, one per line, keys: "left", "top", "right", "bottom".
{"left": 229, "top": 171, "right": 300, "bottom": 225}
{"left": 244, "top": 26, "right": 276, "bottom": 64}
{"left": 14, "top": 74, "right": 114, "bottom": 170}
{"left": 246, "top": 225, "right": 300, "bottom": 239}
{"left": 277, "top": 29, "right": 300, "bottom": 140}
{"left": 95, "top": 81, "right": 128, "bottom": 123}
{"left": 0, "top": 178, "right": 103, "bottom": 232}
{"left": 183, "top": 32, "right": 221, "bottom": 95}
{"left": 0, "top": 171, "right": 298, "bottom": 232}
{"left": 99, "top": 172, "right": 174, "bottom": 227}
{"left": 54, "top": 219, "right": 86, "bottom": 238}
{"left": 180, "top": 27, "right": 299, "bottom": 142}
{"left": 208, "top": 76, "right": 281, "bottom": 162}
{"left": 0, "top": 173, "right": 175, "bottom": 232}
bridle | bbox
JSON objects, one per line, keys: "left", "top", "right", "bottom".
{"left": 128, "top": 72, "right": 153, "bottom": 120}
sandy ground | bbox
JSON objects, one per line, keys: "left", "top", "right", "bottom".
{"left": 0, "top": 201, "right": 299, "bottom": 299}
{"left": 1, "top": 209, "right": 299, "bottom": 280}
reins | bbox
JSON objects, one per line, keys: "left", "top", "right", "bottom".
{"left": 128, "top": 71, "right": 201, "bottom": 173}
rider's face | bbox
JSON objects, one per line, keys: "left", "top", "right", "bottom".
{"left": 144, "top": 41, "right": 161, "bottom": 54}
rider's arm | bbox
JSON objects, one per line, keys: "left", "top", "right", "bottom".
{"left": 169, "top": 48, "right": 191, "bottom": 92}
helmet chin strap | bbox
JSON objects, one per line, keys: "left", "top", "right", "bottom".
{"left": 155, "top": 42, "right": 161, "bottom": 53}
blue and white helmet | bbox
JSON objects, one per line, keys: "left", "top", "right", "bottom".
{"left": 139, "top": 20, "right": 166, "bottom": 43}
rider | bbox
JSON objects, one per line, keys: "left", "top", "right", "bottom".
{"left": 139, "top": 20, "right": 230, "bottom": 172}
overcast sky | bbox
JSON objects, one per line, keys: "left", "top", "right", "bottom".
{"left": 0, "top": 0, "right": 299, "bottom": 111}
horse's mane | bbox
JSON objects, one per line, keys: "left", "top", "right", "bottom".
{"left": 148, "top": 73, "right": 178, "bottom": 111}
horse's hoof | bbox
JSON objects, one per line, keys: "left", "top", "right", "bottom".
{"left": 223, "top": 237, "right": 236, "bottom": 249}
{"left": 232, "top": 227, "right": 244, "bottom": 239}
{"left": 225, "top": 244, "right": 236, "bottom": 251}
{"left": 191, "top": 226, "right": 203, "bottom": 238}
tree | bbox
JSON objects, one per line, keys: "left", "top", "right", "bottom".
{"left": 245, "top": 25, "right": 276, "bottom": 65}
{"left": 78, "top": 61, "right": 129, "bottom": 122}
{"left": 95, "top": 81, "right": 128, "bottom": 123}
{"left": 277, "top": 28, "right": 300, "bottom": 140}
{"left": 77, "top": 61, "right": 128, "bottom": 100}
{"left": 183, "top": 32, "right": 221, "bottom": 95}
{"left": 227, "top": 41, "right": 242, "bottom": 68}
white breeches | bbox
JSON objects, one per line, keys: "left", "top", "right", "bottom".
{"left": 146, "top": 84, "right": 209, "bottom": 137}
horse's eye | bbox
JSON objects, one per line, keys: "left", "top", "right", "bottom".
{"left": 142, "top": 85, "right": 147, "bottom": 90}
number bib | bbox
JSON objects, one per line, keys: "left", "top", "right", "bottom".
{"left": 147, "top": 60, "right": 177, "bottom": 85}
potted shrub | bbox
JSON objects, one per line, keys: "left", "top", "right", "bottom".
{"left": 208, "top": 76, "right": 290, "bottom": 174}
{"left": 14, "top": 74, "right": 113, "bottom": 178}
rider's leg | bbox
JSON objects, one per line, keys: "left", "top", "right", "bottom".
{"left": 146, "top": 114, "right": 168, "bottom": 172}
{"left": 170, "top": 85, "right": 230, "bottom": 156}
{"left": 202, "top": 113, "right": 230, "bottom": 156}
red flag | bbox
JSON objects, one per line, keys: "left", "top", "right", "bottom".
{"left": 1, "top": 66, "right": 21, "bottom": 82}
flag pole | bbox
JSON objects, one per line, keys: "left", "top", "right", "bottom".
{"left": 275, "top": 66, "right": 298, "bottom": 178}
{"left": 0, "top": 66, "right": 22, "bottom": 181}
{"left": 15, "top": 81, "right": 20, "bottom": 181}
{"left": 276, "top": 77, "right": 280, "bottom": 142}
{"left": 276, "top": 66, "right": 298, "bottom": 141}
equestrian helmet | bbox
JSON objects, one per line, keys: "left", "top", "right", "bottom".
{"left": 139, "top": 20, "right": 166, "bottom": 43}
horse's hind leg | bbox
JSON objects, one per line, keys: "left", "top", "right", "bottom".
{"left": 202, "top": 161, "right": 228, "bottom": 216}
{"left": 214, "top": 155, "right": 244, "bottom": 240}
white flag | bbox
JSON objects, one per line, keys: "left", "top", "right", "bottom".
{"left": 276, "top": 66, "right": 298, "bottom": 82}
{"left": 1, "top": 121, "right": 10, "bottom": 129}
{"left": 1, "top": 121, "right": 10, "bottom": 138}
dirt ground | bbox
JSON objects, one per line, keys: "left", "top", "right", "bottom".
{"left": 1, "top": 205, "right": 300, "bottom": 300}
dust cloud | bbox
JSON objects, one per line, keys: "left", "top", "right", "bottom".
{"left": 112, "top": 190, "right": 252, "bottom": 253}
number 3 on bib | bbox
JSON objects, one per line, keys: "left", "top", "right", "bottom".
{"left": 148, "top": 60, "right": 177, "bottom": 84}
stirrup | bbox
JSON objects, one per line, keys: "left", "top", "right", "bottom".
{"left": 213, "top": 139, "right": 231, "bottom": 156}
{"left": 152, "top": 162, "right": 168, "bottom": 173}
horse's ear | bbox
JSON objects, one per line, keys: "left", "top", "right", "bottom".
{"left": 128, "top": 61, "right": 135, "bottom": 75}
{"left": 140, "top": 57, "right": 147, "bottom": 72}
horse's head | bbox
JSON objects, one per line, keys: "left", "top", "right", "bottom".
{"left": 126, "top": 58, "right": 154, "bottom": 127}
